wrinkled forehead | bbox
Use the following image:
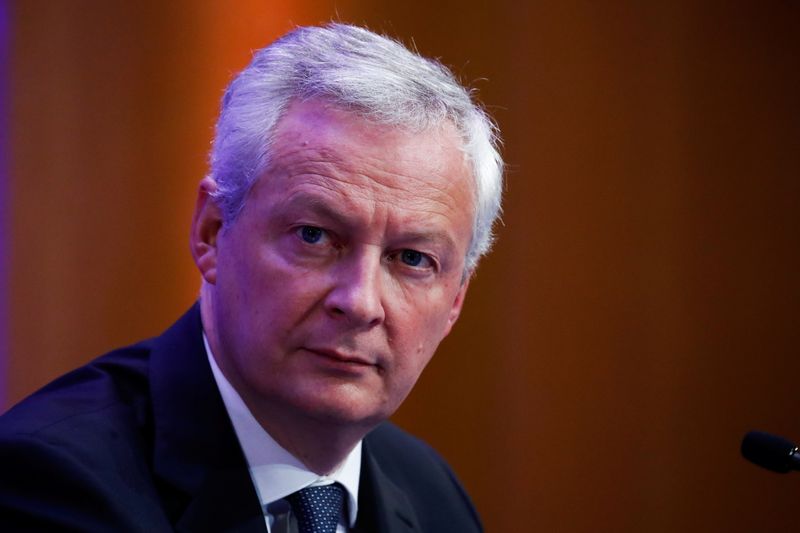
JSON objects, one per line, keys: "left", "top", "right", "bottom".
{"left": 264, "top": 99, "right": 476, "bottom": 203}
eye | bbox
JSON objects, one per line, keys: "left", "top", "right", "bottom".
{"left": 395, "top": 249, "right": 435, "bottom": 269}
{"left": 401, "top": 249, "right": 424, "bottom": 266}
{"left": 298, "top": 225, "right": 325, "bottom": 244}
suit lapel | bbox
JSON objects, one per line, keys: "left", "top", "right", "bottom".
{"left": 148, "top": 304, "right": 266, "bottom": 533}
{"left": 355, "top": 436, "right": 421, "bottom": 533}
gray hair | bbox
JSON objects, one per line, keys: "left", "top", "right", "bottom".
{"left": 209, "top": 23, "right": 503, "bottom": 272}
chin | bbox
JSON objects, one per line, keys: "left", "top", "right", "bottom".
{"left": 288, "top": 385, "right": 393, "bottom": 429}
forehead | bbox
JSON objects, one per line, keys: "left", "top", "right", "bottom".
{"left": 256, "top": 100, "right": 476, "bottom": 230}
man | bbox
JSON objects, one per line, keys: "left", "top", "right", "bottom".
{"left": 0, "top": 24, "right": 503, "bottom": 532}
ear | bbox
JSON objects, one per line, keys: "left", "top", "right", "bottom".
{"left": 190, "top": 177, "right": 223, "bottom": 285}
{"left": 442, "top": 277, "right": 471, "bottom": 337}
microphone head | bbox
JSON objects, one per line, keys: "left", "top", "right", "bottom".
{"left": 741, "top": 431, "right": 799, "bottom": 473}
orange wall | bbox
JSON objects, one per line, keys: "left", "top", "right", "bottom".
{"left": 0, "top": 0, "right": 8, "bottom": 414}
{"left": 6, "top": 2, "right": 800, "bottom": 531}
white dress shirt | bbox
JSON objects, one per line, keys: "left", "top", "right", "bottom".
{"left": 204, "top": 335, "right": 361, "bottom": 532}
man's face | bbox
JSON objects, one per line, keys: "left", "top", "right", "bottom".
{"left": 198, "top": 100, "right": 474, "bottom": 431}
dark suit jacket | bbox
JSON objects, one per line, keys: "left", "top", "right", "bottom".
{"left": 0, "top": 305, "right": 482, "bottom": 532}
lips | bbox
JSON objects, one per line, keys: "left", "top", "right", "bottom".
{"left": 303, "top": 347, "right": 376, "bottom": 367}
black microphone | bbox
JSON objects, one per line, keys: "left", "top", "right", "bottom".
{"left": 741, "top": 431, "right": 800, "bottom": 473}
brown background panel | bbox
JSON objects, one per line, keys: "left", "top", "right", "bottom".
{"left": 5, "top": 1, "right": 800, "bottom": 531}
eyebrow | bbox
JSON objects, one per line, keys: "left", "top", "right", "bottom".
{"left": 393, "top": 230, "right": 458, "bottom": 254}
{"left": 279, "top": 193, "right": 350, "bottom": 226}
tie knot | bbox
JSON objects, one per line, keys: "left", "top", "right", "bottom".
{"left": 286, "top": 483, "right": 345, "bottom": 533}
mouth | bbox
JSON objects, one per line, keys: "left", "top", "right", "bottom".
{"left": 302, "top": 347, "right": 377, "bottom": 368}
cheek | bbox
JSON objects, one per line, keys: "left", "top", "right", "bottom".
{"left": 226, "top": 253, "right": 330, "bottom": 340}
{"left": 390, "top": 292, "right": 453, "bottom": 371}
{"left": 221, "top": 237, "right": 308, "bottom": 300}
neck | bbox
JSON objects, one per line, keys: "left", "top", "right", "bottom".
{"left": 245, "top": 400, "right": 366, "bottom": 475}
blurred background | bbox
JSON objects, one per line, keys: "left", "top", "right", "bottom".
{"left": 2, "top": 1, "right": 799, "bottom": 531}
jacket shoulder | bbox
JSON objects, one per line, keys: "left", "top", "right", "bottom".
{"left": 0, "top": 342, "right": 153, "bottom": 436}
{"left": 0, "top": 343, "right": 173, "bottom": 532}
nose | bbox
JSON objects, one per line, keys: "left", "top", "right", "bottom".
{"left": 324, "top": 250, "right": 385, "bottom": 328}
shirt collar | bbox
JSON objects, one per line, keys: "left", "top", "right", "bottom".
{"left": 204, "top": 334, "right": 361, "bottom": 527}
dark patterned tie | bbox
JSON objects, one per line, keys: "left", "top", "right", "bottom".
{"left": 286, "top": 484, "right": 345, "bottom": 533}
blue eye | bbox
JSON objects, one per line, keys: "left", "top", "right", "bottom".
{"left": 299, "top": 226, "right": 324, "bottom": 244}
{"left": 400, "top": 249, "right": 425, "bottom": 267}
